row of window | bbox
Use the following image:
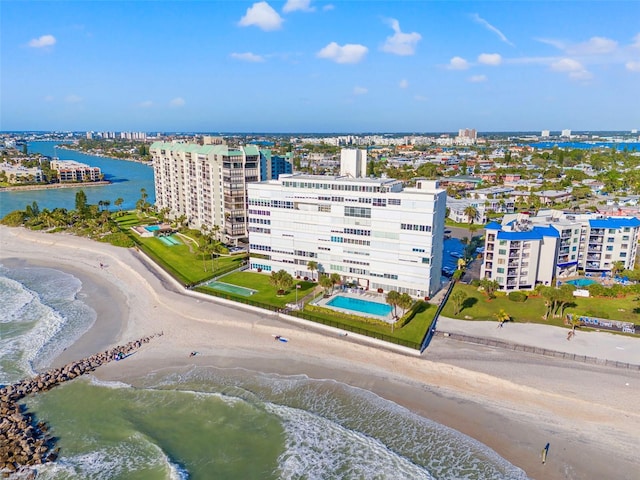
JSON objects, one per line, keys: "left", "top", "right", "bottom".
{"left": 401, "top": 224, "right": 433, "bottom": 232}
{"left": 248, "top": 209, "right": 270, "bottom": 216}
{"left": 344, "top": 206, "right": 372, "bottom": 218}
{"left": 248, "top": 227, "right": 271, "bottom": 234}
{"left": 248, "top": 199, "right": 294, "bottom": 209}
{"left": 251, "top": 263, "right": 272, "bottom": 271}
{"left": 282, "top": 181, "right": 384, "bottom": 193}
{"left": 294, "top": 250, "right": 317, "bottom": 258}
{"left": 344, "top": 228, "right": 371, "bottom": 236}
{"left": 249, "top": 218, "right": 271, "bottom": 224}
{"left": 250, "top": 244, "right": 271, "bottom": 251}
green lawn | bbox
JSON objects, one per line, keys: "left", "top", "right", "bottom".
{"left": 199, "top": 271, "right": 436, "bottom": 346}
{"left": 442, "top": 284, "right": 640, "bottom": 328}
{"left": 113, "top": 214, "right": 247, "bottom": 286}
{"left": 113, "top": 214, "right": 434, "bottom": 348}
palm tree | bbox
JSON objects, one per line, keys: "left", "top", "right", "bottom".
{"left": 307, "top": 260, "right": 318, "bottom": 281}
{"left": 114, "top": 197, "right": 124, "bottom": 213}
{"left": 319, "top": 275, "right": 333, "bottom": 296}
{"left": 329, "top": 273, "right": 341, "bottom": 294}
{"left": 386, "top": 291, "right": 401, "bottom": 319}
{"left": 464, "top": 205, "right": 478, "bottom": 224}
{"left": 495, "top": 308, "right": 510, "bottom": 325}
{"left": 398, "top": 293, "right": 413, "bottom": 316}
{"left": 450, "top": 290, "right": 467, "bottom": 315}
{"left": 611, "top": 261, "right": 625, "bottom": 278}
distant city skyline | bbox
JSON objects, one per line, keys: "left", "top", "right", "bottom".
{"left": 2, "top": 1, "right": 639, "bottom": 133}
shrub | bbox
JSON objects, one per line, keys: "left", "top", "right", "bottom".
{"left": 470, "top": 279, "right": 480, "bottom": 287}
{"left": 508, "top": 291, "right": 528, "bottom": 302}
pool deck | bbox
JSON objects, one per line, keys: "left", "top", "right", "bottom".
{"left": 313, "top": 290, "right": 396, "bottom": 323}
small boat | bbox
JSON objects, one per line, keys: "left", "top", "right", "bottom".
{"left": 450, "top": 252, "right": 463, "bottom": 258}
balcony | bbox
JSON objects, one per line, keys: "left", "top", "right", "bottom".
{"left": 588, "top": 245, "right": 602, "bottom": 253}
{"left": 509, "top": 253, "right": 520, "bottom": 258}
{"left": 508, "top": 269, "right": 518, "bottom": 276}
{"left": 485, "top": 253, "right": 494, "bottom": 260}
{"left": 587, "top": 254, "right": 601, "bottom": 261}
{"left": 588, "top": 237, "right": 603, "bottom": 244}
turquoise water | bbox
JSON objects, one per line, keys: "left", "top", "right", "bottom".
{"left": 566, "top": 278, "right": 597, "bottom": 287}
{"left": 0, "top": 141, "right": 155, "bottom": 218}
{"left": 327, "top": 295, "right": 392, "bottom": 316}
{"left": 206, "top": 281, "right": 256, "bottom": 296}
{"left": 1, "top": 261, "right": 529, "bottom": 480}
{"left": 158, "top": 236, "right": 174, "bottom": 247}
{"left": 145, "top": 225, "right": 161, "bottom": 232}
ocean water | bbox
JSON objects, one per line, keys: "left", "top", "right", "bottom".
{"left": 1, "top": 263, "right": 529, "bottom": 479}
{"left": 0, "top": 141, "right": 155, "bottom": 219}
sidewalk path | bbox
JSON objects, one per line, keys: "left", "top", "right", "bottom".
{"left": 436, "top": 316, "right": 640, "bottom": 365}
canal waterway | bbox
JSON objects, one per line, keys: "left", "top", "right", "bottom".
{"left": 0, "top": 141, "right": 155, "bottom": 218}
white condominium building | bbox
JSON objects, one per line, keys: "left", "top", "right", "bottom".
{"left": 150, "top": 142, "right": 260, "bottom": 244}
{"left": 50, "top": 160, "right": 102, "bottom": 182}
{"left": 247, "top": 175, "right": 446, "bottom": 298}
{"left": 481, "top": 210, "right": 640, "bottom": 291}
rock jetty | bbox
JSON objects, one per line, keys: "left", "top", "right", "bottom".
{"left": 0, "top": 333, "right": 162, "bottom": 476}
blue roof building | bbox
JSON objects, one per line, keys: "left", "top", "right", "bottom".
{"left": 481, "top": 210, "right": 640, "bottom": 291}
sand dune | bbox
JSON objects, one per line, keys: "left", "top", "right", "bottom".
{"left": 2, "top": 225, "right": 638, "bottom": 480}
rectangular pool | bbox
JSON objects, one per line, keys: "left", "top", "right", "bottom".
{"left": 145, "top": 225, "right": 160, "bottom": 232}
{"left": 327, "top": 295, "right": 392, "bottom": 317}
{"left": 566, "top": 278, "right": 596, "bottom": 287}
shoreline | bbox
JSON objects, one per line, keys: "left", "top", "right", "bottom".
{"left": 0, "top": 181, "right": 111, "bottom": 192}
{"left": 1, "top": 225, "right": 639, "bottom": 480}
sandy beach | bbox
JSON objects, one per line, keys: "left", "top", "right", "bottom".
{"left": 1, "top": 225, "right": 639, "bottom": 480}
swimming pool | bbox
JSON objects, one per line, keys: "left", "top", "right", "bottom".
{"left": 145, "top": 225, "right": 160, "bottom": 232}
{"left": 327, "top": 296, "right": 392, "bottom": 317}
{"left": 206, "top": 281, "right": 256, "bottom": 297}
{"left": 566, "top": 278, "right": 597, "bottom": 287}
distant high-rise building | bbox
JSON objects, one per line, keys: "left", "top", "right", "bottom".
{"left": 561, "top": 129, "right": 572, "bottom": 138}
{"left": 340, "top": 148, "right": 368, "bottom": 178}
{"left": 259, "top": 150, "right": 293, "bottom": 181}
{"left": 457, "top": 128, "right": 477, "bottom": 140}
{"left": 86, "top": 132, "right": 93, "bottom": 140}
{"left": 541, "top": 130, "right": 550, "bottom": 138}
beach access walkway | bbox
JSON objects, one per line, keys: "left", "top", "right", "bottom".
{"left": 435, "top": 316, "right": 640, "bottom": 368}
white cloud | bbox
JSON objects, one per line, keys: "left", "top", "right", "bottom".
{"left": 230, "top": 52, "right": 265, "bottom": 62}
{"left": 317, "top": 42, "right": 368, "bottom": 64}
{"left": 626, "top": 61, "right": 640, "bottom": 72}
{"left": 283, "top": 0, "right": 315, "bottom": 13}
{"left": 381, "top": 18, "right": 421, "bottom": 56}
{"left": 353, "top": 86, "right": 368, "bottom": 95}
{"left": 138, "top": 100, "right": 153, "bottom": 108}
{"left": 632, "top": 33, "right": 640, "bottom": 48}
{"left": 170, "top": 97, "right": 186, "bottom": 107}
{"left": 477, "top": 53, "right": 502, "bottom": 66}
{"left": 569, "top": 36, "right": 617, "bottom": 55}
{"left": 43, "top": 95, "right": 54, "bottom": 102}
{"left": 239, "top": 2, "right": 283, "bottom": 31}
{"left": 469, "top": 75, "right": 488, "bottom": 83}
{"left": 28, "top": 34, "right": 56, "bottom": 48}
{"left": 536, "top": 37, "right": 566, "bottom": 50}
{"left": 414, "top": 95, "right": 428, "bottom": 102}
{"left": 399, "top": 79, "right": 409, "bottom": 89}
{"left": 323, "top": 4, "right": 334, "bottom": 11}
{"left": 65, "top": 94, "right": 82, "bottom": 103}
{"left": 550, "top": 58, "right": 592, "bottom": 80}
{"left": 447, "top": 56, "right": 470, "bottom": 70}
{"left": 471, "top": 14, "right": 514, "bottom": 47}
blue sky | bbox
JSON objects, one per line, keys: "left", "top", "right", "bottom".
{"left": 2, "top": 1, "right": 639, "bottom": 133}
